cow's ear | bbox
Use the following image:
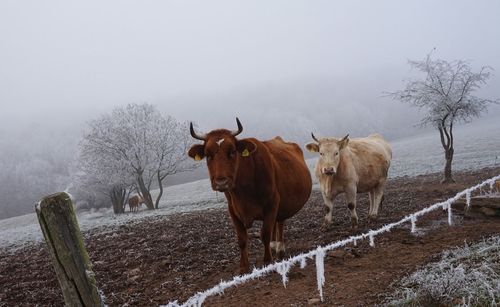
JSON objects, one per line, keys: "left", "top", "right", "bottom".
{"left": 188, "top": 144, "right": 205, "bottom": 161}
{"left": 305, "top": 143, "right": 319, "bottom": 153}
{"left": 338, "top": 135, "right": 349, "bottom": 150}
{"left": 236, "top": 139, "right": 257, "bottom": 157}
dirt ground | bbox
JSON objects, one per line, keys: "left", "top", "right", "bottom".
{"left": 1, "top": 167, "right": 499, "bottom": 307}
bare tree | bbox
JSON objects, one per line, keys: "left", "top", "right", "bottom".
{"left": 388, "top": 52, "right": 498, "bottom": 183}
{"left": 76, "top": 103, "right": 194, "bottom": 212}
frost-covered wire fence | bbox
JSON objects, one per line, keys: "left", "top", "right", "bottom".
{"left": 164, "top": 175, "right": 500, "bottom": 307}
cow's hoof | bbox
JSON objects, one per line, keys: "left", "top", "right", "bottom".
{"left": 277, "top": 250, "right": 286, "bottom": 259}
{"left": 238, "top": 267, "right": 250, "bottom": 275}
{"left": 263, "top": 255, "right": 273, "bottom": 266}
{"left": 351, "top": 218, "right": 358, "bottom": 230}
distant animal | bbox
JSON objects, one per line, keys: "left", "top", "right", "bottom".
{"left": 128, "top": 195, "right": 145, "bottom": 212}
{"left": 188, "top": 118, "right": 312, "bottom": 274}
{"left": 306, "top": 133, "right": 392, "bottom": 229}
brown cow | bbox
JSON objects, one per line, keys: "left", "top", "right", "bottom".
{"left": 128, "top": 195, "right": 145, "bottom": 213}
{"left": 188, "top": 118, "right": 312, "bottom": 274}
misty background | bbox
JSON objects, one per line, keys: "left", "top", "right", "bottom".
{"left": 1, "top": 0, "right": 500, "bottom": 219}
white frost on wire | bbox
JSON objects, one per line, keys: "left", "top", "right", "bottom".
{"left": 466, "top": 191, "right": 471, "bottom": 209}
{"left": 275, "top": 261, "right": 291, "bottom": 287}
{"left": 369, "top": 230, "right": 376, "bottom": 247}
{"left": 410, "top": 215, "right": 417, "bottom": 233}
{"left": 315, "top": 248, "right": 326, "bottom": 301}
{"left": 300, "top": 257, "right": 307, "bottom": 269}
{"left": 447, "top": 203, "right": 453, "bottom": 225}
{"left": 163, "top": 174, "right": 500, "bottom": 307}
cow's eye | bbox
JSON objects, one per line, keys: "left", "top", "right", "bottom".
{"left": 228, "top": 150, "right": 236, "bottom": 159}
{"left": 335, "top": 152, "right": 339, "bottom": 156}
{"left": 206, "top": 154, "right": 213, "bottom": 161}
{"left": 320, "top": 152, "right": 324, "bottom": 156}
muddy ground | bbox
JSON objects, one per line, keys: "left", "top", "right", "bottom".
{"left": 1, "top": 167, "right": 499, "bottom": 306}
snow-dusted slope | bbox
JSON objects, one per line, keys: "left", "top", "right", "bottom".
{"left": 1, "top": 119, "right": 498, "bottom": 250}
{"left": 0, "top": 179, "right": 225, "bottom": 251}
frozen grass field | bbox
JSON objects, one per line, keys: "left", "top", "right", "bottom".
{"left": 0, "top": 119, "right": 499, "bottom": 251}
{"left": 385, "top": 236, "right": 500, "bottom": 306}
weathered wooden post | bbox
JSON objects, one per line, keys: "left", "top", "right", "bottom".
{"left": 36, "top": 192, "right": 104, "bottom": 307}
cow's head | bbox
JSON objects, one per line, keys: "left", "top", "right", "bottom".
{"left": 188, "top": 118, "right": 257, "bottom": 192}
{"left": 305, "top": 133, "right": 349, "bottom": 176}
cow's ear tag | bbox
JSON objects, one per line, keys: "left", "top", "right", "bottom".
{"left": 242, "top": 149, "right": 250, "bottom": 157}
{"left": 194, "top": 154, "right": 202, "bottom": 161}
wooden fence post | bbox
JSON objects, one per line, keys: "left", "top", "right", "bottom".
{"left": 36, "top": 192, "right": 104, "bottom": 307}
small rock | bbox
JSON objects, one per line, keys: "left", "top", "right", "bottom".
{"left": 308, "top": 298, "right": 321, "bottom": 305}
{"left": 161, "top": 259, "right": 172, "bottom": 266}
{"left": 128, "top": 268, "right": 141, "bottom": 276}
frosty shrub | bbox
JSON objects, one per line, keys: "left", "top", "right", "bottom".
{"left": 385, "top": 236, "right": 500, "bottom": 307}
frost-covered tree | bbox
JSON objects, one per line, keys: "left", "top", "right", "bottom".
{"left": 389, "top": 52, "right": 498, "bottom": 183}
{"left": 77, "top": 103, "right": 194, "bottom": 212}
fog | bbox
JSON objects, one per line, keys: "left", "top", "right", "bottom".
{"left": 1, "top": 0, "right": 500, "bottom": 219}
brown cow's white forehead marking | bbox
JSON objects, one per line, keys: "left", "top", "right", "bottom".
{"left": 216, "top": 138, "right": 225, "bottom": 146}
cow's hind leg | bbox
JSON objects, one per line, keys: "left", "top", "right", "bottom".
{"left": 275, "top": 221, "right": 285, "bottom": 258}
{"left": 261, "top": 213, "right": 276, "bottom": 265}
{"left": 261, "top": 195, "right": 280, "bottom": 265}
{"left": 368, "top": 191, "right": 375, "bottom": 217}
{"left": 369, "top": 181, "right": 386, "bottom": 220}
{"left": 270, "top": 222, "right": 278, "bottom": 252}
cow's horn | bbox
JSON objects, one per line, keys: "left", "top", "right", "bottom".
{"left": 341, "top": 134, "right": 349, "bottom": 141}
{"left": 311, "top": 132, "right": 320, "bottom": 143}
{"left": 190, "top": 122, "right": 207, "bottom": 141}
{"left": 231, "top": 117, "right": 243, "bottom": 137}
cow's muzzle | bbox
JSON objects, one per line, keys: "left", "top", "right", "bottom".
{"left": 322, "top": 167, "right": 336, "bottom": 176}
{"left": 213, "top": 177, "right": 232, "bottom": 192}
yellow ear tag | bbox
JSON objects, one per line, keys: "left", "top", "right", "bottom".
{"left": 242, "top": 149, "right": 250, "bottom": 157}
{"left": 194, "top": 154, "right": 202, "bottom": 161}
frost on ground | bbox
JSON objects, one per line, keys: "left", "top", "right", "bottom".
{"left": 1, "top": 119, "right": 498, "bottom": 250}
{"left": 385, "top": 236, "right": 500, "bottom": 307}
{"left": 0, "top": 179, "right": 225, "bottom": 251}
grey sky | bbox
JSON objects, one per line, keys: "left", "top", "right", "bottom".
{"left": 1, "top": 0, "right": 499, "bottom": 132}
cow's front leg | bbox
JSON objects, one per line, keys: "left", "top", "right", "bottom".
{"left": 228, "top": 206, "right": 250, "bottom": 274}
{"left": 236, "top": 226, "right": 249, "bottom": 274}
{"left": 345, "top": 186, "right": 358, "bottom": 229}
{"left": 321, "top": 191, "right": 335, "bottom": 230}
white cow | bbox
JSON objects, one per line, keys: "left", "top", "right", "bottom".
{"left": 306, "top": 133, "right": 392, "bottom": 229}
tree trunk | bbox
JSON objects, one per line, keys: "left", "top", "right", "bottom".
{"left": 36, "top": 192, "right": 104, "bottom": 307}
{"left": 442, "top": 147, "right": 455, "bottom": 183}
{"left": 155, "top": 171, "right": 164, "bottom": 209}
{"left": 110, "top": 186, "right": 126, "bottom": 214}
{"left": 137, "top": 174, "right": 154, "bottom": 210}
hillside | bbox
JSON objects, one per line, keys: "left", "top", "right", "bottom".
{"left": 1, "top": 167, "right": 499, "bottom": 306}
